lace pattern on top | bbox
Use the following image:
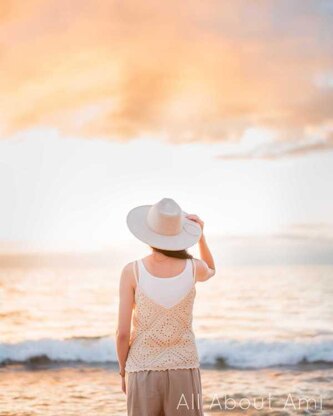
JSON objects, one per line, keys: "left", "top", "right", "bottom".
{"left": 125, "top": 258, "right": 200, "bottom": 372}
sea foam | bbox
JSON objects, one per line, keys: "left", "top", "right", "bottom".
{"left": 1, "top": 337, "right": 332, "bottom": 369}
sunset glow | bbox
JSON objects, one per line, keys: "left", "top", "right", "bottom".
{"left": 0, "top": 1, "right": 332, "bottom": 148}
{"left": 0, "top": 0, "right": 332, "bottom": 254}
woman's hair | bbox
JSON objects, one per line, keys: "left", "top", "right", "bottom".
{"left": 150, "top": 246, "right": 193, "bottom": 259}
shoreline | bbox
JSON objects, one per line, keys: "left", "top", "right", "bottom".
{"left": 1, "top": 359, "right": 333, "bottom": 371}
{"left": 0, "top": 364, "right": 331, "bottom": 415}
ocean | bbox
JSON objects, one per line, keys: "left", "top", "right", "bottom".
{"left": 0, "top": 261, "right": 332, "bottom": 415}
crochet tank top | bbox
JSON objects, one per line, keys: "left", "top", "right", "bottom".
{"left": 125, "top": 258, "right": 200, "bottom": 373}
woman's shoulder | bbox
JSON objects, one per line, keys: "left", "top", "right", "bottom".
{"left": 120, "top": 260, "right": 138, "bottom": 286}
{"left": 121, "top": 260, "right": 135, "bottom": 272}
{"left": 191, "top": 258, "right": 214, "bottom": 282}
{"left": 122, "top": 257, "right": 142, "bottom": 269}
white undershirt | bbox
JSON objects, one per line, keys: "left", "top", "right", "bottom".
{"left": 137, "top": 258, "right": 194, "bottom": 308}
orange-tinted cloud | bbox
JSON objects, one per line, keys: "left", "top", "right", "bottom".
{"left": 0, "top": 0, "right": 332, "bottom": 149}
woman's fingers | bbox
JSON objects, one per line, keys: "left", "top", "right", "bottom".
{"left": 186, "top": 214, "right": 199, "bottom": 221}
{"left": 121, "top": 378, "right": 126, "bottom": 394}
{"left": 186, "top": 214, "right": 204, "bottom": 230}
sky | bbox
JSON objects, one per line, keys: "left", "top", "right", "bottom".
{"left": 0, "top": 0, "right": 332, "bottom": 260}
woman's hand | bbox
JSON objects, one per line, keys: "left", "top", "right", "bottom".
{"left": 186, "top": 214, "right": 204, "bottom": 233}
{"left": 121, "top": 376, "right": 126, "bottom": 394}
{"left": 186, "top": 214, "right": 215, "bottom": 279}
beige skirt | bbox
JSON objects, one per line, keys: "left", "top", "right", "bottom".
{"left": 126, "top": 368, "right": 204, "bottom": 416}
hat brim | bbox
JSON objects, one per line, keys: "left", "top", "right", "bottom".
{"left": 126, "top": 205, "right": 202, "bottom": 250}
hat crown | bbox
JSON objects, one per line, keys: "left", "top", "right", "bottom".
{"left": 146, "top": 198, "right": 183, "bottom": 236}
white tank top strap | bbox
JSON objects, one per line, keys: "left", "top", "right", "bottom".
{"left": 191, "top": 258, "right": 196, "bottom": 283}
{"left": 132, "top": 260, "right": 139, "bottom": 284}
{"left": 137, "top": 258, "right": 145, "bottom": 281}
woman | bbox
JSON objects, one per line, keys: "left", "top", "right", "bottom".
{"left": 116, "top": 197, "right": 216, "bottom": 415}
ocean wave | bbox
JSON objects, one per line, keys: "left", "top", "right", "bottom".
{"left": 1, "top": 337, "right": 333, "bottom": 369}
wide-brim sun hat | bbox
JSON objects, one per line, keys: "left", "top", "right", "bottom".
{"left": 126, "top": 198, "right": 202, "bottom": 250}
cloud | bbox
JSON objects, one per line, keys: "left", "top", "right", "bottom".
{"left": 216, "top": 131, "right": 333, "bottom": 160}
{"left": 0, "top": 0, "right": 332, "bottom": 150}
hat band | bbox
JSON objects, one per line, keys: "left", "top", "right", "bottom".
{"left": 146, "top": 207, "right": 183, "bottom": 236}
